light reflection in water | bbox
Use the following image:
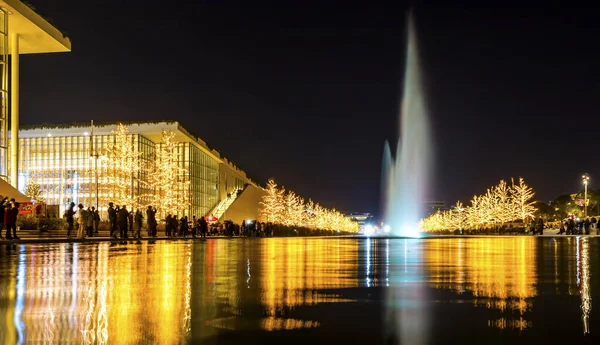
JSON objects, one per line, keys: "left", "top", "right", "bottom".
{"left": 578, "top": 237, "right": 591, "bottom": 334}
{"left": 0, "top": 237, "right": 596, "bottom": 343}
{"left": 259, "top": 239, "right": 359, "bottom": 318}
{"left": 424, "top": 237, "right": 537, "bottom": 320}
{"left": 0, "top": 242, "right": 193, "bottom": 344}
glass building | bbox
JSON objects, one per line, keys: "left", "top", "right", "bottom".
{"left": 15, "top": 122, "right": 256, "bottom": 218}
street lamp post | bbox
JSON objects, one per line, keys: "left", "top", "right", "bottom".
{"left": 582, "top": 173, "right": 590, "bottom": 217}
{"left": 90, "top": 120, "right": 102, "bottom": 210}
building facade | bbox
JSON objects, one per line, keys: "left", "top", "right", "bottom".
{"left": 16, "top": 122, "right": 257, "bottom": 218}
{"left": 0, "top": 0, "right": 71, "bottom": 186}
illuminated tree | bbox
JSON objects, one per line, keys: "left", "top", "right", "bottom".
{"left": 259, "top": 179, "right": 285, "bottom": 223}
{"left": 25, "top": 178, "right": 44, "bottom": 204}
{"left": 421, "top": 177, "right": 538, "bottom": 232}
{"left": 146, "top": 130, "right": 190, "bottom": 217}
{"left": 258, "top": 179, "right": 359, "bottom": 233}
{"left": 283, "top": 191, "right": 305, "bottom": 226}
{"left": 450, "top": 201, "right": 466, "bottom": 230}
{"left": 304, "top": 199, "right": 316, "bottom": 228}
{"left": 493, "top": 180, "right": 514, "bottom": 224}
{"left": 511, "top": 177, "right": 536, "bottom": 222}
{"left": 104, "top": 123, "right": 141, "bottom": 208}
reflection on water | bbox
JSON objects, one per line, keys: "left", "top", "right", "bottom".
{"left": 578, "top": 237, "right": 591, "bottom": 334}
{"left": 0, "top": 237, "right": 598, "bottom": 344}
{"left": 425, "top": 237, "right": 537, "bottom": 329}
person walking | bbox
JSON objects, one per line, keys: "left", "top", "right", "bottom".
{"left": 108, "top": 203, "right": 117, "bottom": 238}
{"left": 4, "top": 202, "right": 19, "bottom": 240}
{"left": 65, "top": 202, "right": 76, "bottom": 238}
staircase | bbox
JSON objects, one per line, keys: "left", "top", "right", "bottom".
{"left": 209, "top": 188, "right": 243, "bottom": 220}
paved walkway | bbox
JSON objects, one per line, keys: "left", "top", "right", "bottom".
{"left": 0, "top": 229, "right": 220, "bottom": 244}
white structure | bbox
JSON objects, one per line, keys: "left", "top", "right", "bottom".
{"left": 0, "top": 0, "right": 71, "bottom": 186}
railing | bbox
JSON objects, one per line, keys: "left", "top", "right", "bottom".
{"left": 209, "top": 188, "right": 244, "bottom": 219}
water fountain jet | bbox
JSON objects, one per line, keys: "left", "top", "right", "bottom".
{"left": 381, "top": 11, "right": 431, "bottom": 238}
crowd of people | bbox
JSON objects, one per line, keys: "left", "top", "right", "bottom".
{"left": 555, "top": 217, "right": 600, "bottom": 235}
{"left": 60, "top": 201, "right": 273, "bottom": 240}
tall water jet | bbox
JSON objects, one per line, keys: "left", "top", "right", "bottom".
{"left": 382, "top": 11, "right": 431, "bottom": 237}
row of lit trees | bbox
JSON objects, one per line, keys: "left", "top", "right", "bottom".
{"left": 259, "top": 179, "right": 359, "bottom": 233}
{"left": 104, "top": 124, "right": 190, "bottom": 216}
{"left": 420, "top": 177, "right": 537, "bottom": 232}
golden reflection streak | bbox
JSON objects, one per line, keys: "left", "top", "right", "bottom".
{"left": 96, "top": 244, "right": 109, "bottom": 344}
{"left": 259, "top": 238, "right": 359, "bottom": 329}
{"left": 579, "top": 238, "right": 591, "bottom": 334}
{"left": 425, "top": 238, "right": 537, "bottom": 329}
{"left": 183, "top": 243, "right": 192, "bottom": 335}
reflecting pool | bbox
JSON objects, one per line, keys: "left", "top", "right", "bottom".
{"left": 0, "top": 237, "right": 598, "bottom": 344}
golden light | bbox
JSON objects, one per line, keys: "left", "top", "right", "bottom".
{"left": 259, "top": 179, "right": 359, "bottom": 232}
{"left": 421, "top": 177, "right": 537, "bottom": 232}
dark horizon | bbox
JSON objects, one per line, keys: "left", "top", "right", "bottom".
{"left": 19, "top": 1, "right": 600, "bottom": 215}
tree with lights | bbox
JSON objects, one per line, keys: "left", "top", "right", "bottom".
{"left": 283, "top": 191, "right": 305, "bottom": 226}
{"left": 146, "top": 130, "right": 190, "bottom": 217}
{"left": 511, "top": 177, "right": 536, "bottom": 222}
{"left": 493, "top": 180, "right": 514, "bottom": 224}
{"left": 259, "top": 179, "right": 285, "bottom": 223}
{"left": 258, "top": 179, "right": 359, "bottom": 232}
{"left": 104, "top": 123, "right": 141, "bottom": 208}
{"left": 450, "top": 201, "right": 466, "bottom": 231}
{"left": 25, "top": 178, "right": 45, "bottom": 204}
{"left": 421, "top": 177, "right": 538, "bottom": 232}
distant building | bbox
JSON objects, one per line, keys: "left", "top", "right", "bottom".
{"left": 424, "top": 201, "right": 446, "bottom": 215}
{"left": 13, "top": 121, "right": 264, "bottom": 220}
{"left": 347, "top": 212, "right": 372, "bottom": 228}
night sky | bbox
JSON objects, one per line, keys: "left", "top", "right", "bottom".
{"left": 20, "top": 1, "right": 600, "bottom": 216}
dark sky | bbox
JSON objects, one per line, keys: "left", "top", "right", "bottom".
{"left": 21, "top": 1, "right": 600, "bottom": 215}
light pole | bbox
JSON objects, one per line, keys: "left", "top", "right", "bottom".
{"left": 89, "top": 120, "right": 103, "bottom": 210}
{"left": 582, "top": 173, "right": 590, "bottom": 217}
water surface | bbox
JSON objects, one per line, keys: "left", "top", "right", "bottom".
{"left": 0, "top": 237, "right": 597, "bottom": 344}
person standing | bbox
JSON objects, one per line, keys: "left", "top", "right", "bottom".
{"left": 77, "top": 204, "right": 86, "bottom": 239}
{"left": 146, "top": 206, "right": 157, "bottom": 237}
{"left": 84, "top": 208, "right": 93, "bottom": 237}
{"left": 128, "top": 210, "right": 134, "bottom": 238}
{"left": 4, "top": 202, "right": 19, "bottom": 240}
{"left": 65, "top": 202, "right": 75, "bottom": 238}
{"left": 0, "top": 196, "right": 8, "bottom": 240}
{"left": 108, "top": 203, "right": 117, "bottom": 238}
{"left": 118, "top": 205, "right": 129, "bottom": 239}
{"left": 92, "top": 207, "right": 100, "bottom": 235}
{"left": 191, "top": 216, "right": 198, "bottom": 237}
{"left": 165, "top": 214, "right": 172, "bottom": 237}
{"left": 199, "top": 216, "right": 208, "bottom": 238}
{"left": 133, "top": 209, "right": 143, "bottom": 239}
